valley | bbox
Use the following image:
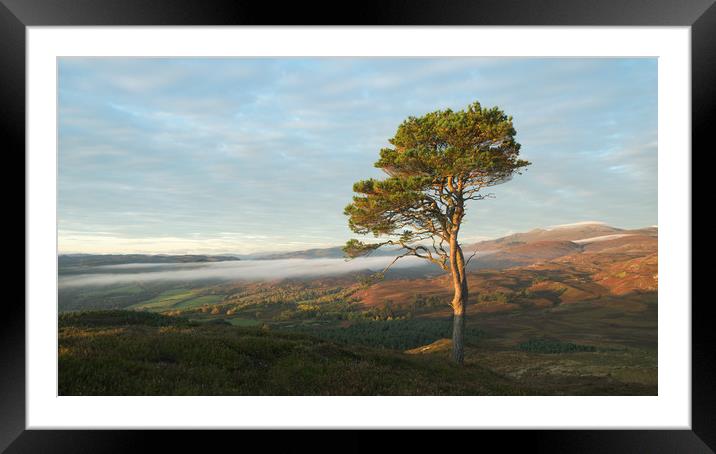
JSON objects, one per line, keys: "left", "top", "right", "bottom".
{"left": 58, "top": 222, "right": 658, "bottom": 395}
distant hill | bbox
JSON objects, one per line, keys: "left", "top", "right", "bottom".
{"left": 253, "top": 222, "right": 656, "bottom": 262}
{"left": 458, "top": 223, "right": 656, "bottom": 270}
{"left": 468, "top": 240, "right": 584, "bottom": 269}
{"left": 58, "top": 254, "right": 240, "bottom": 268}
{"left": 57, "top": 222, "right": 656, "bottom": 271}
{"left": 254, "top": 246, "right": 346, "bottom": 260}
{"left": 464, "top": 222, "right": 635, "bottom": 251}
{"left": 255, "top": 246, "right": 400, "bottom": 260}
{"left": 356, "top": 222, "right": 658, "bottom": 310}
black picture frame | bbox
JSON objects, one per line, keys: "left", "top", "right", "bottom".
{"left": 3, "top": 0, "right": 711, "bottom": 451}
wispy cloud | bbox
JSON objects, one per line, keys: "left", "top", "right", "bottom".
{"left": 58, "top": 57, "right": 657, "bottom": 254}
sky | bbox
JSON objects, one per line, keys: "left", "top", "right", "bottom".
{"left": 58, "top": 57, "right": 657, "bottom": 255}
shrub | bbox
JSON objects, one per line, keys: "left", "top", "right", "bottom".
{"left": 518, "top": 338, "right": 596, "bottom": 354}
{"left": 58, "top": 310, "right": 192, "bottom": 328}
{"left": 278, "top": 319, "right": 484, "bottom": 351}
{"left": 477, "top": 291, "right": 513, "bottom": 305}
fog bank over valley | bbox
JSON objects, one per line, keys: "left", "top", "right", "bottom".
{"left": 58, "top": 256, "right": 430, "bottom": 288}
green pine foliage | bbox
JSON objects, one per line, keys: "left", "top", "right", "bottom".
{"left": 344, "top": 101, "right": 530, "bottom": 258}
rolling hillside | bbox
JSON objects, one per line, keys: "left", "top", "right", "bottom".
{"left": 59, "top": 310, "right": 655, "bottom": 396}
{"left": 57, "top": 222, "right": 658, "bottom": 396}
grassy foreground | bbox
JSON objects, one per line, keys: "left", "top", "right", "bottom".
{"left": 59, "top": 310, "right": 655, "bottom": 396}
{"left": 59, "top": 310, "right": 516, "bottom": 395}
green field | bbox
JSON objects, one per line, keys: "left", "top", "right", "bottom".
{"left": 226, "top": 317, "right": 262, "bottom": 327}
{"left": 127, "top": 289, "right": 196, "bottom": 310}
{"left": 126, "top": 289, "right": 227, "bottom": 312}
{"left": 174, "top": 295, "right": 225, "bottom": 309}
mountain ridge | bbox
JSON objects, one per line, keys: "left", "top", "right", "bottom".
{"left": 58, "top": 254, "right": 241, "bottom": 268}
{"left": 253, "top": 222, "right": 656, "bottom": 260}
{"left": 58, "top": 222, "right": 657, "bottom": 262}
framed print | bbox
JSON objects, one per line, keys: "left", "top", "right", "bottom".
{"left": 4, "top": 0, "right": 712, "bottom": 451}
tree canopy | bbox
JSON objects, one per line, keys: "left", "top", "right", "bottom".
{"left": 344, "top": 101, "right": 530, "bottom": 267}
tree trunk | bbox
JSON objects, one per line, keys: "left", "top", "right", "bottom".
{"left": 450, "top": 237, "right": 468, "bottom": 365}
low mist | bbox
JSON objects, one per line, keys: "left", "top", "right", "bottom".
{"left": 58, "top": 256, "right": 428, "bottom": 288}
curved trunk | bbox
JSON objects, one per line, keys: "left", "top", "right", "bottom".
{"left": 450, "top": 236, "right": 468, "bottom": 365}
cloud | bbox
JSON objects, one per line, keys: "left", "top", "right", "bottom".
{"left": 58, "top": 57, "right": 657, "bottom": 254}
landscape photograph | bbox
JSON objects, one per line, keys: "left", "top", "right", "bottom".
{"left": 58, "top": 57, "right": 657, "bottom": 396}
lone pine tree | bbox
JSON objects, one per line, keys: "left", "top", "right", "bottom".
{"left": 344, "top": 101, "right": 530, "bottom": 364}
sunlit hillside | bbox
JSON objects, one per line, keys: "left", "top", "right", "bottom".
{"left": 58, "top": 223, "right": 657, "bottom": 396}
